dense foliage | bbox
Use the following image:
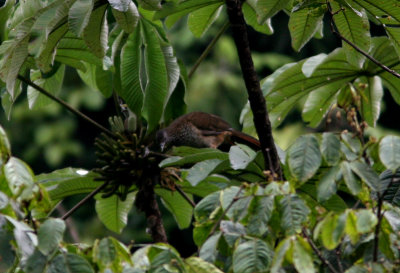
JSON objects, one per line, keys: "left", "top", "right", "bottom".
{"left": 1, "top": 0, "right": 400, "bottom": 272}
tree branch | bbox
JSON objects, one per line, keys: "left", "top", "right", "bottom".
{"left": 18, "top": 75, "right": 115, "bottom": 137}
{"left": 225, "top": 0, "right": 282, "bottom": 179}
{"left": 302, "top": 228, "right": 339, "bottom": 273}
{"left": 327, "top": 3, "right": 400, "bottom": 79}
{"left": 188, "top": 21, "right": 230, "bottom": 79}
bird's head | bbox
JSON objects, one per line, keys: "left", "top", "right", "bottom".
{"left": 155, "top": 129, "right": 169, "bottom": 152}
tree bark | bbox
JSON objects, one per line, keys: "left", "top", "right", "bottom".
{"left": 225, "top": 0, "right": 282, "bottom": 179}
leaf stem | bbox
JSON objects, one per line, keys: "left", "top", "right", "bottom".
{"left": 18, "top": 75, "right": 115, "bottom": 137}
{"left": 327, "top": 2, "right": 400, "bottom": 79}
{"left": 188, "top": 21, "right": 229, "bottom": 79}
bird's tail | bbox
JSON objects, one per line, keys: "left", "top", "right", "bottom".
{"left": 230, "top": 130, "right": 261, "bottom": 151}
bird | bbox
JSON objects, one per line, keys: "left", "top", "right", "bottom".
{"left": 156, "top": 112, "right": 261, "bottom": 152}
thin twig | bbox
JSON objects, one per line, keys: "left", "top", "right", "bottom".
{"left": 302, "top": 228, "right": 339, "bottom": 273}
{"left": 61, "top": 182, "right": 109, "bottom": 220}
{"left": 18, "top": 75, "right": 115, "bottom": 137}
{"left": 335, "top": 245, "right": 344, "bottom": 273}
{"left": 209, "top": 185, "right": 244, "bottom": 236}
{"left": 188, "top": 21, "right": 229, "bottom": 79}
{"left": 176, "top": 185, "right": 196, "bottom": 208}
{"left": 327, "top": 3, "right": 400, "bottom": 78}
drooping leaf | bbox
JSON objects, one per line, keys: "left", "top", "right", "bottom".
{"left": 355, "top": 76, "right": 383, "bottom": 127}
{"left": 232, "top": 239, "right": 273, "bottom": 273}
{"left": 155, "top": 188, "right": 193, "bottom": 229}
{"left": 83, "top": 2, "right": 108, "bottom": 58}
{"left": 112, "top": 1, "right": 139, "bottom": 33}
{"left": 287, "top": 135, "right": 321, "bottom": 183}
{"left": 68, "top": 0, "right": 94, "bottom": 36}
{"left": 379, "top": 135, "right": 400, "bottom": 172}
{"left": 95, "top": 191, "right": 136, "bottom": 233}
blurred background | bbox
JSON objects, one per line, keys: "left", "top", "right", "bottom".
{"left": 1, "top": 8, "right": 399, "bottom": 257}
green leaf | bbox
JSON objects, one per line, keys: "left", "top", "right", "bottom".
{"left": 356, "top": 209, "right": 378, "bottom": 233}
{"left": 292, "top": 236, "right": 315, "bottom": 273}
{"left": 355, "top": 76, "right": 383, "bottom": 127}
{"left": 287, "top": 135, "right": 321, "bottom": 183}
{"left": 185, "top": 257, "right": 223, "bottom": 273}
{"left": 379, "top": 135, "right": 400, "bottom": 172}
{"left": 48, "top": 253, "right": 94, "bottom": 273}
{"left": 280, "top": 194, "right": 310, "bottom": 235}
{"left": 4, "top": 157, "right": 36, "bottom": 200}
{"left": 68, "top": 0, "right": 94, "bottom": 36}
{"left": 341, "top": 161, "right": 362, "bottom": 195}
{"left": 153, "top": 0, "right": 223, "bottom": 20}
{"left": 83, "top": 3, "right": 108, "bottom": 58}
{"left": 108, "top": 0, "right": 131, "bottom": 11}
{"left": 24, "top": 249, "right": 48, "bottom": 273}
{"left": 319, "top": 213, "right": 346, "bottom": 250}
{"left": 229, "top": 145, "right": 256, "bottom": 170}
{"left": 141, "top": 20, "right": 168, "bottom": 133}
{"left": 155, "top": 188, "right": 193, "bottom": 229}
{"left": 37, "top": 218, "right": 65, "bottom": 255}
{"left": 246, "top": 195, "right": 274, "bottom": 236}
{"left": 120, "top": 23, "right": 143, "bottom": 116}
{"left": 265, "top": 49, "right": 359, "bottom": 128}
{"left": 321, "top": 133, "right": 341, "bottom": 165}
{"left": 0, "top": 0, "right": 14, "bottom": 40}
{"left": 270, "top": 237, "right": 291, "bottom": 273}
{"left": 199, "top": 233, "right": 221, "bottom": 263}
{"left": 288, "top": 2, "right": 325, "bottom": 51}
{"left": 380, "top": 169, "right": 400, "bottom": 206}
{"left": 365, "top": 37, "right": 399, "bottom": 74}
{"left": 188, "top": 3, "right": 222, "bottom": 38}
{"left": 256, "top": 0, "right": 287, "bottom": 23}
{"left": 4, "top": 216, "right": 36, "bottom": 260}
{"left": 112, "top": 1, "right": 139, "bottom": 33}
{"left": 187, "top": 159, "right": 223, "bottom": 186}
{"left": 243, "top": 3, "right": 273, "bottom": 35}
{"left": 330, "top": 2, "right": 370, "bottom": 67}
{"left": 0, "top": 125, "right": 11, "bottom": 167}
{"left": 194, "top": 191, "right": 220, "bottom": 222}
{"left": 138, "top": 0, "right": 161, "bottom": 11}
{"left": 301, "top": 53, "right": 327, "bottom": 77}
{"left": 350, "top": 160, "right": 380, "bottom": 192}
{"left": 232, "top": 239, "right": 273, "bottom": 273}
{"left": 317, "top": 165, "right": 340, "bottom": 202}
{"left": 159, "top": 148, "right": 228, "bottom": 168}
{"left": 37, "top": 168, "right": 101, "bottom": 201}
{"left": 95, "top": 191, "right": 136, "bottom": 233}
{"left": 27, "top": 65, "right": 65, "bottom": 109}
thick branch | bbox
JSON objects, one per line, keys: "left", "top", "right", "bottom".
{"left": 225, "top": 0, "right": 282, "bottom": 179}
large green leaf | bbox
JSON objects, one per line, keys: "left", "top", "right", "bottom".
{"left": 288, "top": 2, "right": 325, "bottom": 51}
{"left": 153, "top": 0, "right": 223, "bottom": 20}
{"left": 188, "top": 3, "right": 222, "bottom": 38}
{"left": 68, "top": 0, "right": 94, "bottom": 36}
{"left": 270, "top": 237, "right": 291, "bottom": 273}
{"left": 379, "top": 135, "right": 400, "bottom": 172}
{"left": 83, "top": 3, "right": 108, "bottom": 58}
{"left": 112, "top": 1, "right": 139, "bottom": 33}
{"left": 37, "top": 168, "right": 101, "bottom": 201}
{"left": 232, "top": 239, "right": 273, "bottom": 273}
{"left": 331, "top": 2, "right": 370, "bottom": 67}
{"left": 256, "top": 0, "right": 287, "bottom": 23}
{"left": 265, "top": 49, "right": 359, "bottom": 128}
{"left": 279, "top": 194, "right": 310, "bottom": 235}
{"left": 356, "top": 76, "right": 383, "bottom": 127}
{"left": 141, "top": 20, "right": 168, "bottom": 133}
{"left": 95, "top": 191, "right": 136, "bottom": 233}
{"left": 155, "top": 188, "right": 193, "bottom": 229}
{"left": 356, "top": 209, "right": 377, "bottom": 233}
{"left": 287, "top": 135, "right": 321, "bottom": 183}
{"left": 380, "top": 169, "right": 400, "bottom": 206}
{"left": 0, "top": 0, "right": 15, "bottom": 40}
{"left": 242, "top": 3, "right": 273, "bottom": 35}
{"left": 186, "top": 159, "right": 224, "bottom": 186}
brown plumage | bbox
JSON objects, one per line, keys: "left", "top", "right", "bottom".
{"left": 156, "top": 112, "right": 261, "bottom": 151}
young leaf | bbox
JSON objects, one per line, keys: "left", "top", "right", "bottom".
{"left": 95, "top": 191, "right": 135, "bottom": 233}
{"left": 379, "top": 135, "right": 400, "bottom": 172}
{"left": 232, "top": 239, "right": 273, "bottom": 273}
{"left": 287, "top": 135, "right": 321, "bottom": 183}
